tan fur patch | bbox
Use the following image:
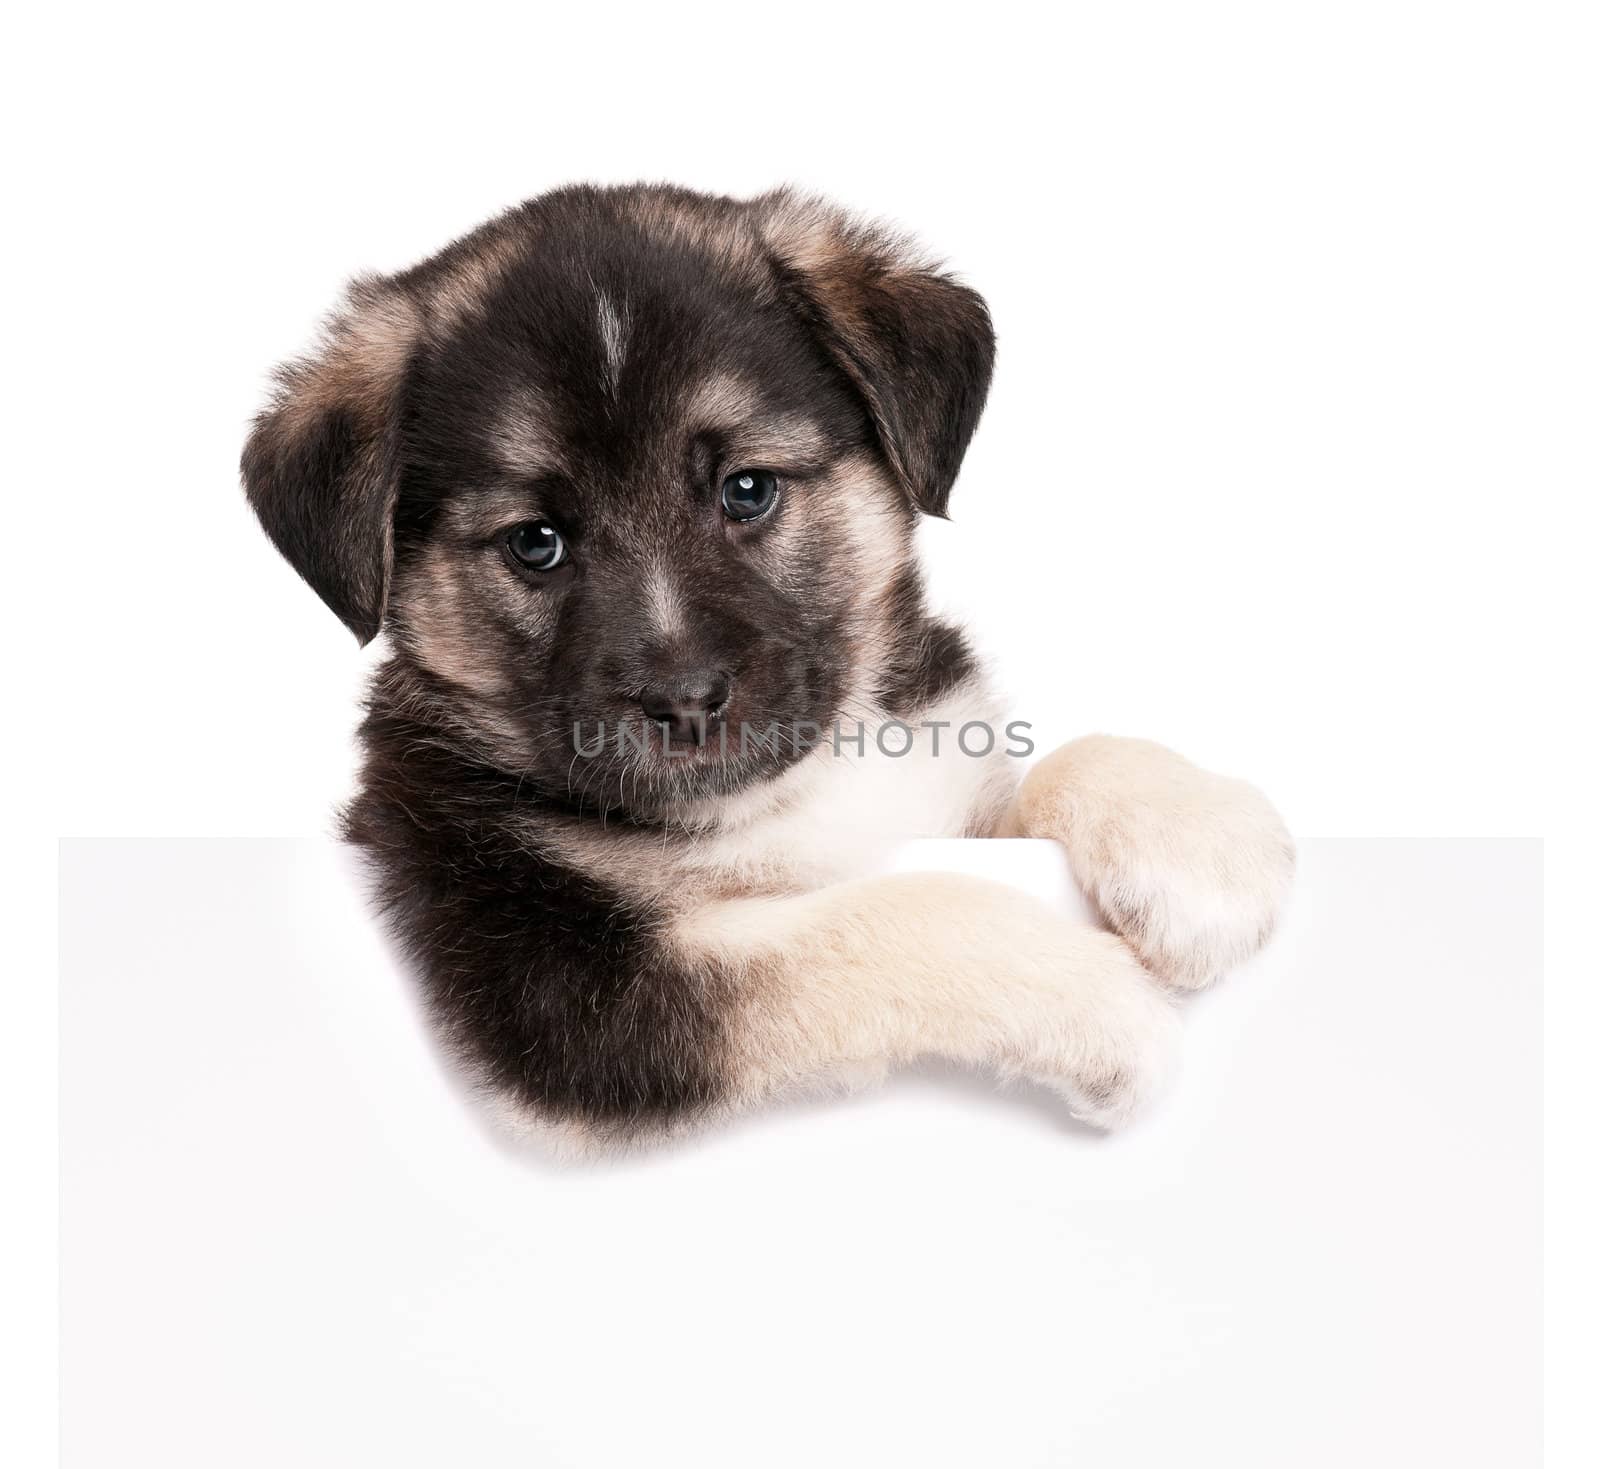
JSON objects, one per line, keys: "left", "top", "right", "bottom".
{"left": 390, "top": 543, "right": 517, "bottom": 701}
{"left": 684, "top": 370, "right": 764, "bottom": 428}
{"left": 491, "top": 387, "right": 564, "bottom": 478}
{"left": 272, "top": 277, "right": 421, "bottom": 444}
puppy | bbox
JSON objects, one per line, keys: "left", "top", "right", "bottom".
{"left": 242, "top": 184, "right": 1293, "bottom": 1150}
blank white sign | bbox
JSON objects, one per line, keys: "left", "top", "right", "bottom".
{"left": 61, "top": 838, "right": 1540, "bottom": 1466}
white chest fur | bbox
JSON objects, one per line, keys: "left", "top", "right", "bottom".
{"left": 675, "top": 681, "right": 1020, "bottom": 892}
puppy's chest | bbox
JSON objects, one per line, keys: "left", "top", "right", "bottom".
{"left": 678, "top": 683, "right": 1016, "bottom": 892}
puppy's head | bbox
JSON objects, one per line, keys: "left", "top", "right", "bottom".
{"left": 242, "top": 185, "right": 994, "bottom": 815}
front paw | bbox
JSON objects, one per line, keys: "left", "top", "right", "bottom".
{"left": 1014, "top": 735, "right": 1295, "bottom": 990}
{"left": 1012, "top": 927, "right": 1182, "bottom": 1130}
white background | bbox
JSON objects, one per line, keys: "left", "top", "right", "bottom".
{"left": 13, "top": 2, "right": 1594, "bottom": 1465}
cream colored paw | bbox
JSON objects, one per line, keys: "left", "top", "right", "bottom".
{"left": 1014, "top": 927, "right": 1183, "bottom": 1129}
{"left": 1014, "top": 735, "right": 1295, "bottom": 990}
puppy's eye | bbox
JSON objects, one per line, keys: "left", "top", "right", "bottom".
{"left": 720, "top": 469, "right": 779, "bottom": 522}
{"left": 505, "top": 520, "right": 566, "bottom": 571}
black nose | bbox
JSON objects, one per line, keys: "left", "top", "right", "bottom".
{"left": 639, "top": 670, "right": 732, "bottom": 747}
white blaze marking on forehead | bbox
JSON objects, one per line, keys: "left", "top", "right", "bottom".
{"left": 643, "top": 561, "right": 687, "bottom": 639}
{"left": 594, "top": 289, "right": 630, "bottom": 393}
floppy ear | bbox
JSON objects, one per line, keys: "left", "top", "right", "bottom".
{"left": 240, "top": 277, "right": 421, "bottom": 645}
{"left": 758, "top": 192, "right": 996, "bottom": 517}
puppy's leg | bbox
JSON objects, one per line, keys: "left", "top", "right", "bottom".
{"left": 678, "top": 872, "right": 1180, "bottom": 1129}
{"left": 995, "top": 735, "right": 1294, "bottom": 989}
